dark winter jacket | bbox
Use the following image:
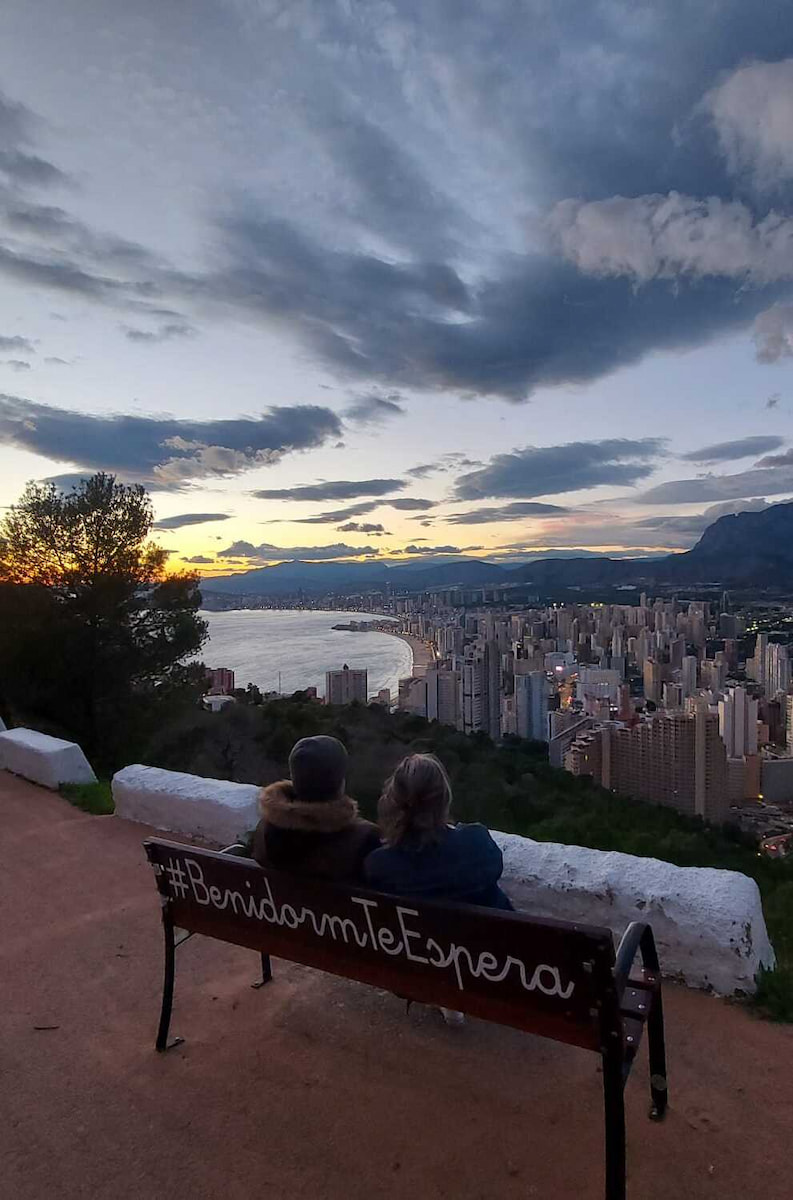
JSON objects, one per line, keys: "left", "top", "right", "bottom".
{"left": 252, "top": 780, "right": 381, "bottom": 884}
{"left": 364, "top": 823, "right": 513, "bottom": 910}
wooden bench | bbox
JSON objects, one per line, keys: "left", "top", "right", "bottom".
{"left": 144, "top": 837, "right": 668, "bottom": 1200}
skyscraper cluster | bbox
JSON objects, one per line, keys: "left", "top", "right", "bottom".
{"left": 386, "top": 588, "right": 793, "bottom": 826}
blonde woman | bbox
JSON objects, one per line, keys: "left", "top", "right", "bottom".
{"left": 364, "top": 753, "right": 512, "bottom": 911}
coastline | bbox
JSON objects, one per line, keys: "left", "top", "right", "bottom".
{"left": 196, "top": 609, "right": 421, "bottom": 698}
{"left": 380, "top": 629, "right": 436, "bottom": 675}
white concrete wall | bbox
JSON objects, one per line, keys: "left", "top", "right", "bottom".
{"left": 0, "top": 728, "right": 97, "bottom": 789}
{"left": 493, "top": 832, "right": 774, "bottom": 996}
{"left": 112, "top": 764, "right": 260, "bottom": 846}
{"left": 108, "top": 762, "right": 775, "bottom": 996}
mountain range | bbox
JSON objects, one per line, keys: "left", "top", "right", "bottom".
{"left": 201, "top": 501, "right": 793, "bottom": 597}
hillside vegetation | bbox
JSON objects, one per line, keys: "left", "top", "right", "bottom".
{"left": 145, "top": 696, "right": 793, "bottom": 1019}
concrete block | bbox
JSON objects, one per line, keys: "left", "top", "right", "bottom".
{"left": 493, "top": 831, "right": 775, "bottom": 996}
{"left": 112, "top": 764, "right": 259, "bottom": 845}
{"left": 0, "top": 728, "right": 97, "bottom": 790}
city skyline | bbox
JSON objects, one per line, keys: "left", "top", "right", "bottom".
{"left": 1, "top": 3, "right": 793, "bottom": 574}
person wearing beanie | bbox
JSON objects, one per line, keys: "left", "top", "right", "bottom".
{"left": 252, "top": 736, "right": 381, "bottom": 882}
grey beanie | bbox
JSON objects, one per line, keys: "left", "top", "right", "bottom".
{"left": 289, "top": 735, "right": 348, "bottom": 803}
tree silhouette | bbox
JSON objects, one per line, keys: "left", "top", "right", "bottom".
{"left": 0, "top": 473, "right": 207, "bottom": 767}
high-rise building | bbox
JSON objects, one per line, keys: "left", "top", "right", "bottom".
{"left": 515, "top": 671, "right": 549, "bottom": 742}
{"left": 662, "top": 682, "right": 683, "bottom": 709}
{"left": 749, "top": 633, "right": 768, "bottom": 687}
{"left": 460, "top": 647, "right": 485, "bottom": 734}
{"left": 207, "top": 667, "right": 235, "bottom": 695}
{"left": 500, "top": 693, "right": 517, "bottom": 737}
{"left": 680, "top": 655, "right": 698, "bottom": 698}
{"left": 399, "top": 676, "right": 428, "bottom": 715}
{"left": 484, "top": 640, "right": 502, "bottom": 740}
{"left": 766, "top": 643, "right": 790, "bottom": 697}
{"left": 565, "top": 710, "right": 728, "bottom": 823}
{"left": 718, "top": 686, "right": 759, "bottom": 758}
{"left": 669, "top": 636, "right": 686, "bottom": 671}
{"left": 700, "top": 657, "right": 726, "bottom": 692}
{"left": 643, "top": 659, "right": 663, "bottom": 704}
{"left": 577, "top": 667, "right": 620, "bottom": 705}
{"left": 425, "top": 664, "right": 460, "bottom": 727}
{"left": 636, "top": 628, "right": 653, "bottom": 665}
{"left": 325, "top": 664, "right": 368, "bottom": 705}
{"left": 718, "top": 687, "right": 760, "bottom": 803}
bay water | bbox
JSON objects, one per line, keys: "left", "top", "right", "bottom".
{"left": 198, "top": 609, "right": 413, "bottom": 700}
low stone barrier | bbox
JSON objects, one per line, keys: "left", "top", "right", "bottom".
{"left": 493, "top": 832, "right": 774, "bottom": 996}
{"left": 0, "top": 728, "right": 97, "bottom": 789}
{"left": 113, "top": 765, "right": 259, "bottom": 846}
{"left": 109, "top": 763, "right": 775, "bottom": 996}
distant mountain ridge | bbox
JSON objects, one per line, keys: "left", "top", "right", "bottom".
{"left": 201, "top": 501, "right": 793, "bottom": 596}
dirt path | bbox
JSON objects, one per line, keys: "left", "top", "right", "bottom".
{"left": 2, "top": 770, "right": 792, "bottom": 1199}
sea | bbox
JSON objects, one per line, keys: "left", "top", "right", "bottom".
{"left": 198, "top": 609, "right": 413, "bottom": 700}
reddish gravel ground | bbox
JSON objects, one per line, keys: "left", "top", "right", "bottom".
{"left": 2, "top": 769, "right": 792, "bottom": 1199}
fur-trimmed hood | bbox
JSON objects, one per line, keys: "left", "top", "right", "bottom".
{"left": 258, "top": 780, "right": 360, "bottom": 834}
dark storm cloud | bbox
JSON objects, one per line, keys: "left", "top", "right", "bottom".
{"left": 123, "top": 322, "right": 196, "bottom": 343}
{"left": 401, "top": 544, "right": 481, "bottom": 556}
{"left": 153, "top": 513, "right": 232, "bottom": 530}
{"left": 0, "top": 89, "right": 68, "bottom": 188}
{"left": 446, "top": 501, "right": 570, "bottom": 524}
{"left": 219, "top": 540, "right": 380, "bottom": 561}
{"left": 169, "top": 3, "right": 793, "bottom": 400}
{"left": 2, "top": 8, "right": 793, "bottom": 403}
{"left": 756, "top": 449, "right": 793, "bottom": 467}
{"left": 0, "top": 394, "right": 341, "bottom": 487}
{"left": 407, "top": 455, "right": 482, "bottom": 479}
{"left": 289, "top": 501, "right": 381, "bottom": 524}
{"left": 337, "top": 521, "right": 389, "bottom": 534}
{"left": 310, "top": 104, "right": 474, "bottom": 257}
{"left": 454, "top": 439, "right": 666, "bottom": 500}
{"left": 211, "top": 223, "right": 793, "bottom": 399}
{"left": 344, "top": 392, "right": 405, "bottom": 425}
{"left": 0, "top": 334, "right": 34, "bottom": 353}
{"left": 389, "top": 498, "right": 435, "bottom": 511}
{"left": 252, "top": 478, "right": 404, "bottom": 501}
{"left": 284, "top": 497, "right": 434, "bottom": 524}
{"left": 639, "top": 466, "right": 793, "bottom": 504}
{"left": 681, "top": 435, "right": 785, "bottom": 464}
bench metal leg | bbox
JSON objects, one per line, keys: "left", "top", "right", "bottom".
{"left": 603, "top": 1052, "right": 626, "bottom": 1200}
{"left": 156, "top": 911, "right": 184, "bottom": 1052}
{"left": 647, "top": 987, "right": 668, "bottom": 1121}
{"left": 252, "top": 952, "right": 273, "bottom": 989}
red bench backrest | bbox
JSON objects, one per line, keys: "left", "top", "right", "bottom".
{"left": 145, "top": 838, "right": 616, "bottom": 1052}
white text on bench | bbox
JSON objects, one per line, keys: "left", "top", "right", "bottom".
{"left": 177, "top": 857, "right": 575, "bottom": 999}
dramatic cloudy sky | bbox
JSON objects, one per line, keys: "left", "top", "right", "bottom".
{"left": 1, "top": 0, "right": 793, "bottom": 572}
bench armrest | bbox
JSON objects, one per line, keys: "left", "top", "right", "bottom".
{"left": 614, "top": 922, "right": 661, "bottom": 998}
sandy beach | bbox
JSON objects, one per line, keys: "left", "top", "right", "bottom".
{"left": 381, "top": 630, "right": 436, "bottom": 675}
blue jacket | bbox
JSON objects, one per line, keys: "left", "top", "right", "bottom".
{"left": 364, "top": 823, "right": 513, "bottom": 911}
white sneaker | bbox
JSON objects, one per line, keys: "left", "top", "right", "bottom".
{"left": 439, "top": 1007, "right": 466, "bottom": 1027}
